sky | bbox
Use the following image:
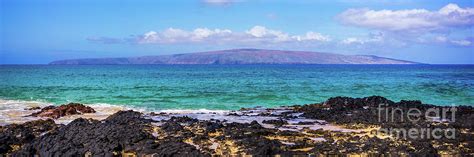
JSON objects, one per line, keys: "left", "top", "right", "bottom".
{"left": 0, "top": 0, "right": 473, "bottom": 64}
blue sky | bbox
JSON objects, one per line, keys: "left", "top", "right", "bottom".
{"left": 1, "top": 0, "right": 473, "bottom": 64}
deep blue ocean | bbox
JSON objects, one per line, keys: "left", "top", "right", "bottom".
{"left": 0, "top": 65, "right": 473, "bottom": 110}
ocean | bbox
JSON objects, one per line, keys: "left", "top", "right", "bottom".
{"left": 0, "top": 64, "right": 473, "bottom": 111}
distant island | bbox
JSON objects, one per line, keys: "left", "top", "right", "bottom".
{"left": 49, "top": 49, "right": 418, "bottom": 65}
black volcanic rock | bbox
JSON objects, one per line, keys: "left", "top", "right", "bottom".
{"left": 262, "top": 119, "right": 288, "bottom": 127}
{"left": 2, "top": 96, "right": 473, "bottom": 156}
{"left": 16, "top": 111, "right": 207, "bottom": 156}
{"left": 49, "top": 49, "right": 418, "bottom": 65}
{"left": 323, "top": 96, "right": 395, "bottom": 110}
{"left": 153, "top": 141, "right": 208, "bottom": 157}
{"left": 0, "top": 119, "right": 58, "bottom": 154}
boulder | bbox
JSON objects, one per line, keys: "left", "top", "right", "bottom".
{"left": 30, "top": 103, "right": 95, "bottom": 119}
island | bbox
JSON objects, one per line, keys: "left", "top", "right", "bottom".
{"left": 49, "top": 49, "right": 418, "bottom": 65}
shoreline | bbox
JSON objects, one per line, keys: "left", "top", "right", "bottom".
{"left": 1, "top": 97, "right": 472, "bottom": 126}
{"left": 1, "top": 96, "right": 473, "bottom": 155}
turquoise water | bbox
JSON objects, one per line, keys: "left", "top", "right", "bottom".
{"left": 0, "top": 65, "right": 473, "bottom": 110}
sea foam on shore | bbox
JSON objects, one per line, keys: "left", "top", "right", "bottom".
{"left": 0, "top": 99, "right": 237, "bottom": 126}
{"left": 1, "top": 96, "right": 473, "bottom": 156}
{"left": 0, "top": 99, "right": 130, "bottom": 125}
{"left": 0, "top": 99, "right": 357, "bottom": 133}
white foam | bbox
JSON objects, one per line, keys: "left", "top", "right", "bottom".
{"left": 53, "top": 103, "right": 131, "bottom": 124}
{"left": 0, "top": 99, "right": 52, "bottom": 125}
{"left": 155, "top": 109, "right": 230, "bottom": 114}
{"left": 0, "top": 99, "right": 134, "bottom": 125}
{"left": 147, "top": 107, "right": 360, "bottom": 133}
{"left": 0, "top": 99, "right": 361, "bottom": 133}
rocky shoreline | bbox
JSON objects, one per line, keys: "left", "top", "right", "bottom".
{"left": 1, "top": 96, "right": 473, "bottom": 156}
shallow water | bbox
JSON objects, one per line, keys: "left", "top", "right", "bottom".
{"left": 0, "top": 65, "right": 473, "bottom": 111}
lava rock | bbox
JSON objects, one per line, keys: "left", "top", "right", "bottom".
{"left": 16, "top": 111, "right": 207, "bottom": 156}
{"left": 168, "top": 116, "right": 199, "bottom": 124}
{"left": 323, "top": 96, "right": 394, "bottom": 110}
{"left": 153, "top": 141, "right": 210, "bottom": 157}
{"left": 29, "top": 103, "right": 96, "bottom": 119}
{"left": 262, "top": 119, "right": 288, "bottom": 127}
{"left": 161, "top": 121, "right": 185, "bottom": 133}
{"left": 0, "top": 119, "right": 58, "bottom": 154}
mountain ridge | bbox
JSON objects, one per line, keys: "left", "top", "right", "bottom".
{"left": 49, "top": 49, "right": 419, "bottom": 65}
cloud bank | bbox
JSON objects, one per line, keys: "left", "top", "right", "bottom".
{"left": 88, "top": 3, "right": 473, "bottom": 50}
{"left": 338, "top": 3, "right": 473, "bottom": 33}
{"left": 129, "top": 26, "right": 330, "bottom": 45}
{"left": 337, "top": 3, "right": 474, "bottom": 47}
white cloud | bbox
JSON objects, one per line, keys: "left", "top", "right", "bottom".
{"left": 161, "top": 28, "right": 188, "bottom": 39}
{"left": 434, "top": 36, "right": 448, "bottom": 42}
{"left": 136, "top": 28, "right": 232, "bottom": 44}
{"left": 140, "top": 31, "right": 159, "bottom": 44}
{"left": 341, "top": 37, "right": 365, "bottom": 45}
{"left": 132, "top": 26, "right": 330, "bottom": 45}
{"left": 413, "top": 34, "right": 474, "bottom": 47}
{"left": 202, "top": 0, "right": 235, "bottom": 6}
{"left": 192, "top": 28, "right": 232, "bottom": 40}
{"left": 451, "top": 39, "right": 472, "bottom": 46}
{"left": 341, "top": 32, "right": 385, "bottom": 45}
{"left": 246, "top": 26, "right": 291, "bottom": 42}
{"left": 293, "top": 32, "right": 331, "bottom": 42}
{"left": 432, "top": 35, "right": 473, "bottom": 46}
{"left": 338, "top": 3, "right": 474, "bottom": 33}
{"left": 338, "top": 32, "right": 410, "bottom": 55}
